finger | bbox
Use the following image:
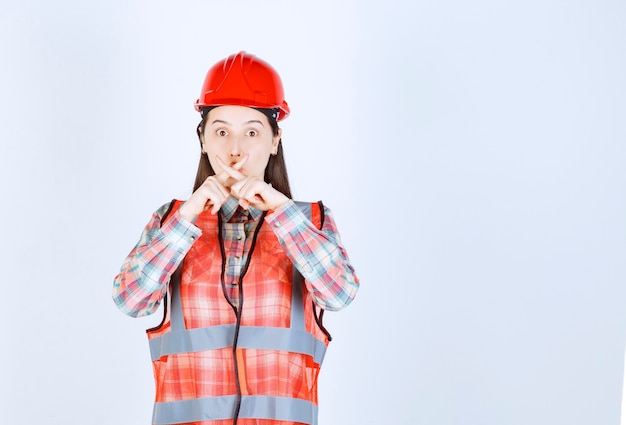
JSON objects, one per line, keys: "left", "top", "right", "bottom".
{"left": 205, "top": 176, "right": 230, "bottom": 199}
{"left": 229, "top": 176, "right": 252, "bottom": 200}
{"left": 208, "top": 195, "right": 226, "bottom": 215}
{"left": 235, "top": 178, "right": 266, "bottom": 208}
{"left": 210, "top": 201, "right": 222, "bottom": 215}
{"left": 200, "top": 181, "right": 229, "bottom": 208}
{"left": 200, "top": 179, "right": 230, "bottom": 214}
{"left": 232, "top": 154, "right": 248, "bottom": 171}
{"left": 204, "top": 170, "right": 230, "bottom": 191}
{"left": 216, "top": 155, "right": 246, "bottom": 180}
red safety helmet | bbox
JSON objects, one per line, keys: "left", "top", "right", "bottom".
{"left": 194, "top": 51, "right": 290, "bottom": 121}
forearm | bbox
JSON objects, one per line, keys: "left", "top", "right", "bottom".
{"left": 266, "top": 200, "right": 360, "bottom": 311}
{"left": 112, "top": 204, "right": 201, "bottom": 317}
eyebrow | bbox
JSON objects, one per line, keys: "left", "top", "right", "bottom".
{"left": 210, "top": 119, "right": 265, "bottom": 127}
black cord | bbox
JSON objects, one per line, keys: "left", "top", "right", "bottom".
{"left": 312, "top": 302, "right": 332, "bottom": 341}
{"left": 218, "top": 211, "right": 267, "bottom": 425}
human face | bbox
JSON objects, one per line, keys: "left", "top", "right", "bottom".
{"left": 201, "top": 105, "right": 281, "bottom": 179}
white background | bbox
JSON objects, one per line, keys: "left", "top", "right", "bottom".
{"left": 1, "top": 1, "right": 626, "bottom": 424}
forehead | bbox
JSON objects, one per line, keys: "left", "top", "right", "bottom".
{"left": 207, "top": 105, "right": 268, "bottom": 126}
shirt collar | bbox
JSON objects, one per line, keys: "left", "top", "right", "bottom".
{"left": 220, "top": 196, "right": 263, "bottom": 221}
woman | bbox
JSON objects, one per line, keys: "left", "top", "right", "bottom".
{"left": 113, "top": 51, "right": 359, "bottom": 425}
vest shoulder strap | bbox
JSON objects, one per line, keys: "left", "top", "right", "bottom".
{"left": 159, "top": 199, "right": 183, "bottom": 226}
{"left": 292, "top": 200, "right": 325, "bottom": 229}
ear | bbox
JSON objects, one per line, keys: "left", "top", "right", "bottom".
{"left": 272, "top": 128, "right": 282, "bottom": 153}
{"left": 197, "top": 121, "right": 207, "bottom": 153}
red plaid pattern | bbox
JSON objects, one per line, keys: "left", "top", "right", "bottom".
{"left": 114, "top": 197, "right": 359, "bottom": 424}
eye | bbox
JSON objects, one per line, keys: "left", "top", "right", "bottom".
{"left": 246, "top": 129, "right": 258, "bottom": 137}
{"left": 216, "top": 129, "right": 228, "bottom": 137}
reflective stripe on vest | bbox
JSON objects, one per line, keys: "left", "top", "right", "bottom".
{"left": 153, "top": 395, "right": 318, "bottom": 425}
{"left": 148, "top": 265, "right": 328, "bottom": 364}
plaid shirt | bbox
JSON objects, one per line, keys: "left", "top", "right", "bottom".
{"left": 113, "top": 197, "right": 359, "bottom": 318}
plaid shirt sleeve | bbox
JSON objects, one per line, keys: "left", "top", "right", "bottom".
{"left": 112, "top": 202, "right": 201, "bottom": 317}
{"left": 265, "top": 200, "right": 360, "bottom": 311}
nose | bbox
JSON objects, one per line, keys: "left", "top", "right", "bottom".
{"left": 228, "top": 137, "right": 242, "bottom": 158}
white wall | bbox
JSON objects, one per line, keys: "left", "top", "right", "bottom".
{"left": 1, "top": 1, "right": 625, "bottom": 424}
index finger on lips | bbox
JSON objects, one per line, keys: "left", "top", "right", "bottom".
{"left": 216, "top": 155, "right": 246, "bottom": 180}
{"left": 232, "top": 154, "right": 248, "bottom": 171}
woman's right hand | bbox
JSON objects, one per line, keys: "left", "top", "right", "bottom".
{"left": 178, "top": 156, "right": 248, "bottom": 222}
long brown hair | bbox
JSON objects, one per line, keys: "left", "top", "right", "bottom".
{"left": 193, "top": 108, "right": 293, "bottom": 198}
